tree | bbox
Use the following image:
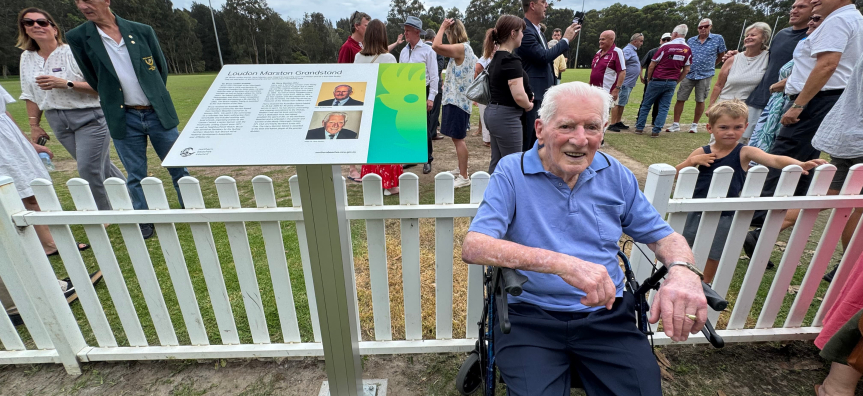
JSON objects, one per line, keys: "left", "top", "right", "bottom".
{"left": 190, "top": 2, "right": 235, "bottom": 70}
{"left": 299, "top": 13, "right": 340, "bottom": 63}
{"left": 223, "top": 0, "right": 268, "bottom": 63}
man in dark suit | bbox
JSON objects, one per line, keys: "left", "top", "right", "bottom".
{"left": 306, "top": 112, "right": 358, "bottom": 140}
{"left": 66, "top": 0, "right": 188, "bottom": 239}
{"left": 317, "top": 84, "right": 364, "bottom": 106}
{"left": 515, "top": 0, "right": 580, "bottom": 151}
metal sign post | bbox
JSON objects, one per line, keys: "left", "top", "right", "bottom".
{"left": 296, "top": 164, "right": 363, "bottom": 396}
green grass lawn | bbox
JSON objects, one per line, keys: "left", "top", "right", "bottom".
{"left": 0, "top": 70, "right": 833, "bottom": 349}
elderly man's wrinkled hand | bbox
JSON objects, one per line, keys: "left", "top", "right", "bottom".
{"left": 649, "top": 266, "right": 707, "bottom": 342}
{"left": 556, "top": 258, "right": 616, "bottom": 310}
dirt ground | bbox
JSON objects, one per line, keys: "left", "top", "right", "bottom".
{"left": 2, "top": 341, "right": 860, "bottom": 395}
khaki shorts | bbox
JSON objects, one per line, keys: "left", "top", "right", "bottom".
{"left": 676, "top": 77, "right": 712, "bottom": 102}
{"left": 829, "top": 155, "right": 863, "bottom": 192}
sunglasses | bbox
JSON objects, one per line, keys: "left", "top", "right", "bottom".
{"left": 22, "top": 18, "right": 53, "bottom": 28}
{"left": 661, "top": 38, "right": 670, "bottom": 42}
{"left": 809, "top": 16, "right": 822, "bottom": 22}
{"left": 698, "top": 26, "right": 710, "bottom": 29}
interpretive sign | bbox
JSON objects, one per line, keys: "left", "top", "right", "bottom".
{"left": 162, "top": 63, "right": 428, "bottom": 167}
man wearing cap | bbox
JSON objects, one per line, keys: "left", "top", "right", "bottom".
{"left": 66, "top": 0, "right": 189, "bottom": 240}
{"left": 424, "top": 28, "right": 447, "bottom": 142}
{"left": 399, "top": 16, "right": 438, "bottom": 174}
{"left": 639, "top": 33, "right": 672, "bottom": 128}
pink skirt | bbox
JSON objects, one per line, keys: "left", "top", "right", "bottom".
{"left": 815, "top": 253, "right": 863, "bottom": 349}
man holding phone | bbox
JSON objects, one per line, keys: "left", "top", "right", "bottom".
{"left": 515, "top": 0, "right": 580, "bottom": 151}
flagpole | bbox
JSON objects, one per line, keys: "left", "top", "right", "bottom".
{"left": 209, "top": 0, "right": 224, "bottom": 68}
{"left": 768, "top": 15, "right": 781, "bottom": 47}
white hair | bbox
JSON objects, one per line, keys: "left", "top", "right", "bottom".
{"left": 324, "top": 112, "right": 348, "bottom": 123}
{"left": 334, "top": 84, "right": 353, "bottom": 93}
{"left": 700, "top": 18, "right": 713, "bottom": 27}
{"left": 538, "top": 82, "right": 612, "bottom": 128}
{"left": 673, "top": 24, "right": 688, "bottom": 37}
{"left": 630, "top": 33, "right": 644, "bottom": 42}
{"left": 746, "top": 22, "right": 772, "bottom": 50}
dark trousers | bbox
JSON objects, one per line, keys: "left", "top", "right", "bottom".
{"left": 752, "top": 91, "right": 842, "bottom": 226}
{"left": 494, "top": 292, "right": 662, "bottom": 395}
{"left": 426, "top": 85, "right": 441, "bottom": 163}
{"left": 521, "top": 99, "right": 540, "bottom": 151}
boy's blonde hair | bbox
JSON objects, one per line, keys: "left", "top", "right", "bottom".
{"left": 707, "top": 100, "right": 748, "bottom": 125}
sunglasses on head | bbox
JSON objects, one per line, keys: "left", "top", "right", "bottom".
{"left": 22, "top": 18, "right": 53, "bottom": 28}
{"left": 809, "top": 16, "right": 822, "bottom": 22}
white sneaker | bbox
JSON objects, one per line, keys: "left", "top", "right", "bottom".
{"left": 448, "top": 168, "right": 461, "bottom": 176}
{"left": 665, "top": 122, "right": 680, "bottom": 132}
{"left": 453, "top": 175, "right": 471, "bottom": 188}
{"left": 689, "top": 123, "right": 698, "bottom": 133}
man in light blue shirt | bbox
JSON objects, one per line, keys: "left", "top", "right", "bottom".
{"left": 609, "top": 33, "right": 644, "bottom": 132}
{"left": 669, "top": 18, "right": 726, "bottom": 133}
{"left": 462, "top": 81, "right": 708, "bottom": 395}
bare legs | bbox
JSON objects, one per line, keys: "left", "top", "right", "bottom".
{"left": 817, "top": 362, "right": 861, "bottom": 396}
{"left": 611, "top": 106, "right": 624, "bottom": 126}
{"left": 672, "top": 101, "right": 706, "bottom": 124}
{"left": 21, "top": 196, "right": 56, "bottom": 255}
{"left": 454, "top": 138, "right": 469, "bottom": 178}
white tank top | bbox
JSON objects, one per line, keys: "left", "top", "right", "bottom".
{"left": 718, "top": 50, "right": 769, "bottom": 102}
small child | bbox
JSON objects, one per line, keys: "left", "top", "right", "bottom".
{"left": 675, "top": 100, "right": 827, "bottom": 283}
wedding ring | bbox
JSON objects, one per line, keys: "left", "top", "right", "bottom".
{"left": 685, "top": 314, "right": 697, "bottom": 321}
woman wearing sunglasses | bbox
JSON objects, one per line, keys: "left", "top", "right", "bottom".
{"left": 16, "top": 7, "right": 125, "bottom": 211}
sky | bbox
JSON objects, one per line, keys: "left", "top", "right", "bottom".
{"left": 173, "top": 0, "right": 691, "bottom": 24}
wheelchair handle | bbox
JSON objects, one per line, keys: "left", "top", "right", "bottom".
{"left": 701, "top": 319, "right": 725, "bottom": 348}
{"left": 501, "top": 268, "right": 528, "bottom": 297}
{"left": 702, "top": 282, "right": 728, "bottom": 312}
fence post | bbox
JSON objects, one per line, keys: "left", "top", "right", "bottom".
{"left": 0, "top": 177, "right": 86, "bottom": 375}
{"left": 632, "top": 164, "right": 677, "bottom": 280}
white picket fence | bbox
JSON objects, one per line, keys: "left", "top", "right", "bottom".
{"left": 0, "top": 162, "right": 861, "bottom": 375}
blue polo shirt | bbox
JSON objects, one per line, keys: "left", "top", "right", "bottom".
{"left": 686, "top": 33, "right": 727, "bottom": 80}
{"left": 468, "top": 143, "right": 674, "bottom": 312}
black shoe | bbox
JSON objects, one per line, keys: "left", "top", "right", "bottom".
{"left": 8, "top": 313, "right": 22, "bottom": 327}
{"left": 618, "top": 122, "right": 630, "bottom": 130}
{"left": 823, "top": 266, "right": 838, "bottom": 283}
{"left": 607, "top": 124, "right": 621, "bottom": 132}
{"left": 402, "top": 164, "right": 417, "bottom": 169}
{"left": 140, "top": 223, "right": 155, "bottom": 240}
{"left": 422, "top": 162, "right": 432, "bottom": 174}
{"left": 61, "top": 277, "right": 78, "bottom": 304}
{"left": 743, "top": 228, "right": 775, "bottom": 269}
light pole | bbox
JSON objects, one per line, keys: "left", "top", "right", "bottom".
{"left": 208, "top": 0, "right": 225, "bottom": 68}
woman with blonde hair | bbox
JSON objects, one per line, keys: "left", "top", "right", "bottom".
{"left": 432, "top": 19, "right": 477, "bottom": 189}
{"left": 17, "top": 7, "right": 125, "bottom": 211}
{"left": 356, "top": 19, "right": 402, "bottom": 195}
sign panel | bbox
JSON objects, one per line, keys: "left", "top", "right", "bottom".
{"left": 162, "top": 63, "right": 428, "bottom": 167}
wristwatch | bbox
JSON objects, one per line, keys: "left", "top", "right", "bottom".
{"left": 66, "top": 80, "right": 74, "bottom": 89}
{"left": 667, "top": 261, "right": 704, "bottom": 280}
{"left": 790, "top": 102, "right": 805, "bottom": 109}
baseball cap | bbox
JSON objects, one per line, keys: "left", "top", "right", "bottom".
{"left": 401, "top": 16, "right": 423, "bottom": 31}
{"left": 661, "top": 33, "right": 672, "bottom": 40}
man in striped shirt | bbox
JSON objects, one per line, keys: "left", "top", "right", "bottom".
{"left": 590, "top": 30, "right": 626, "bottom": 101}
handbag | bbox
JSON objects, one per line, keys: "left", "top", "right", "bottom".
{"left": 465, "top": 68, "right": 491, "bottom": 105}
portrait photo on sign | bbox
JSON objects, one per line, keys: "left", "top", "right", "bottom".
{"left": 306, "top": 111, "right": 362, "bottom": 140}
{"left": 316, "top": 82, "right": 367, "bottom": 107}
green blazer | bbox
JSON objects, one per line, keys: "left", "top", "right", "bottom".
{"left": 66, "top": 15, "right": 179, "bottom": 140}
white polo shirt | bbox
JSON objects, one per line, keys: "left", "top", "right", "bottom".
{"left": 786, "top": 4, "right": 863, "bottom": 95}
{"left": 96, "top": 26, "right": 150, "bottom": 106}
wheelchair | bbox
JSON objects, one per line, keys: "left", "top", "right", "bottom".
{"left": 455, "top": 249, "right": 728, "bottom": 395}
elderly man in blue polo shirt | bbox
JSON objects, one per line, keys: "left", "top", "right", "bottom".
{"left": 462, "top": 81, "right": 707, "bottom": 395}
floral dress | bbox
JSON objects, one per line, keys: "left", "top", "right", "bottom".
{"left": 748, "top": 60, "right": 794, "bottom": 153}
{"left": 442, "top": 42, "right": 478, "bottom": 114}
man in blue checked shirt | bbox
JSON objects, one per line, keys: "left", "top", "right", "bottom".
{"left": 608, "top": 33, "right": 644, "bottom": 132}
{"left": 668, "top": 18, "right": 726, "bottom": 133}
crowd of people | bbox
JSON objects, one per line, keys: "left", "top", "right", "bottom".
{"left": 1, "top": 0, "right": 862, "bottom": 392}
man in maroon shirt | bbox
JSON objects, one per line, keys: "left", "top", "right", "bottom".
{"left": 338, "top": 11, "right": 369, "bottom": 64}
{"left": 635, "top": 24, "right": 692, "bottom": 137}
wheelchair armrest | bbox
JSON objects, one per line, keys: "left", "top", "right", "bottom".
{"left": 500, "top": 268, "right": 528, "bottom": 297}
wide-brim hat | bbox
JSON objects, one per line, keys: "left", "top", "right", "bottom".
{"left": 401, "top": 16, "right": 422, "bottom": 31}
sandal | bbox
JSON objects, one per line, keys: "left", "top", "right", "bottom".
{"left": 46, "top": 242, "right": 90, "bottom": 257}
{"left": 346, "top": 176, "right": 363, "bottom": 184}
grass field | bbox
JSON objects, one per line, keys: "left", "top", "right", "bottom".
{"left": 0, "top": 68, "right": 836, "bottom": 350}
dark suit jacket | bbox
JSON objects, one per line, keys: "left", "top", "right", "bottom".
{"left": 317, "top": 97, "right": 364, "bottom": 106}
{"left": 66, "top": 15, "right": 178, "bottom": 140}
{"left": 305, "top": 127, "right": 358, "bottom": 140}
{"left": 514, "top": 18, "right": 570, "bottom": 103}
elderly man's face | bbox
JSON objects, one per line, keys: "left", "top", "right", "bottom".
{"left": 598, "top": 33, "right": 614, "bottom": 51}
{"left": 697, "top": 22, "right": 712, "bottom": 36}
{"left": 323, "top": 115, "right": 346, "bottom": 135}
{"left": 632, "top": 36, "right": 644, "bottom": 48}
{"left": 789, "top": 0, "right": 814, "bottom": 25}
{"left": 333, "top": 86, "right": 351, "bottom": 101}
{"left": 404, "top": 26, "right": 420, "bottom": 45}
{"left": 536, "top": 94, "right": 605, "bottom": 181}
{"left": 75, "top": 0, "right": 111, "bottom": 22}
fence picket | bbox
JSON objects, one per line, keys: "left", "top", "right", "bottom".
{"left": 68, "top": 178, "right": 148, "bottom": 346}
{"left": 466, "top": 172, "right": 490, "bottom": 338}
{"left": 32, "top": 179, "right": 116, "bottom": 348}
{"left": 399, "top": 173, "right": 423, "bottom": 340}
{"left": 690, "top": 166, "right": 733, "bottom": 271}
{"left": 727, "top": 166, "right": 802, "bottom": 330}
{"left": 141, "top": 178, "right": 209, "bottom": 346}
{"left": 757, "top": 166, "right": 834, "bottom": 328}
{"left": 103, "top": 178, "right": 178, "bottom": 346}
{"left": 668, "top": 168, "right": 699, "bottom": 233}
{"left": 632, "top": 164, "right": 677, "bottom": 280}
{"left": 215, "top": 176, "right": 270, "bottom": 344}
{"left": 709, "top": 166, "right": 768, "bottom": 325}
{"left": 361, "top": 174, "right": 392, "bottom": 341}
{"left": 289, "top": 176, "right": 321, "bottom": 342}
{"left": 177, "top": 177, "right": 240, "bottom": 345}
{"left": 786, "top": 165, "right": 863, "bottom": 327}
{"left": 0, "top": 297, "right": 25, "bottom": 351}
{"left": 252, "top": 176, "right": 301, "bottom": 343}
{"left": 434, "top": 173, "right": 455, "bottom": 340}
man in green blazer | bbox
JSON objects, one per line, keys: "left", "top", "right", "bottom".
{"left": 67, "top": 0, "right": 188, "bottom": 239}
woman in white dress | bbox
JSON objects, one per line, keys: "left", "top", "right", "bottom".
{"left": 708, "top": 22, "right": 772, "bottom": 144}
{"left": 17, "top": 7, "right": 125, "bottom": 211}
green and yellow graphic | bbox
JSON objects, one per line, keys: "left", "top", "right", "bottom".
{"left": 367, "top": 63, "right": 428, "bottom": 164}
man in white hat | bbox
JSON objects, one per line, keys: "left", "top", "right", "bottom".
{"left": 399, "top": 16, "right": 438, "bottom": 174}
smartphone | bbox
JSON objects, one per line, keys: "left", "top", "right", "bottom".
{"left": 572, "top": 11, "right": 585, "bottom": 25}
{"left": 37, "top": 136, "right": 48, "bottom": 146}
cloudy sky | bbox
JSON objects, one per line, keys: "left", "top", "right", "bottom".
{"left": 173, "top": 0, "right": 690, "bottom": 23}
